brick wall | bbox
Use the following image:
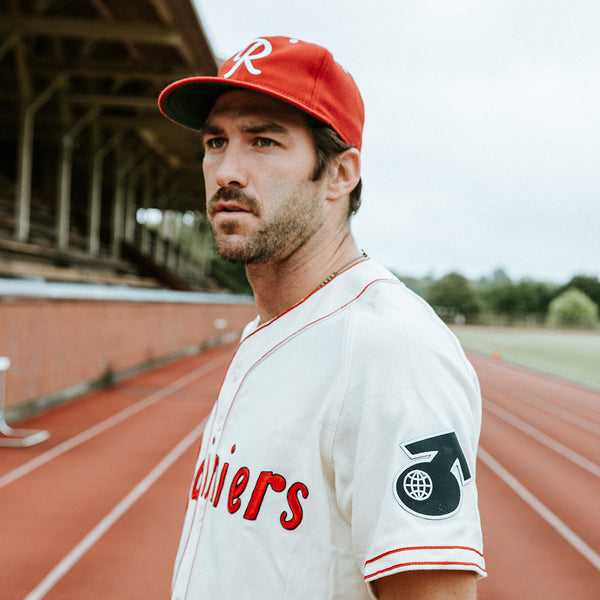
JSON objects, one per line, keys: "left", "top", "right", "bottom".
{"left": 0, "top": 298, "right": 256, "bottom": 419}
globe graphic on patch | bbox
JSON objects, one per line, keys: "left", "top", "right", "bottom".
{"left": 403, "top": 470, "right": 433, "bottom": 501}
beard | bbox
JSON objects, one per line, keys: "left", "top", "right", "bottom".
{"left": 207, "top": 186, "right": 324, "bottom": 265}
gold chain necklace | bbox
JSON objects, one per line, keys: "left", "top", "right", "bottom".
{"left": 316, "top": 251, "right": 367, "bottom": 290}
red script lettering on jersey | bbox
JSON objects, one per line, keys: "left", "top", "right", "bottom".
{"left": 191, "top": 443, "right": 309, "bottom": 531}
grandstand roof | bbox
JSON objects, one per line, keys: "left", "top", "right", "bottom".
{"left": 0, "top": 0, "right": 218, "bottom": 211}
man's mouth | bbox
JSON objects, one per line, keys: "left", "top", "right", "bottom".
{"left": 221, "top": 205, "right": 246, "bottom": 212}
{"left": 209, "top": 189, "right": 259, "bottom": 218}
{"left": 212, "top": 202, "right": 251, "bottom": 214}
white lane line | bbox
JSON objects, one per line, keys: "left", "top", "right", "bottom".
{"left": 0, "top": 353, "right": 228, "bottom": 489}
{"left": 484, "top": 399, "right": 600, "bottom": 478}
{"left": 490, "top": 381, "right": 600, "bottom": 435}
{"left": 471, "top": 354, "right": 600, "bottom": 404}
{"left": 24, "top": 416, "right": 208, "bottom": 600}
{"left": 478, "top": 447, "right": 600, "bottom": 571}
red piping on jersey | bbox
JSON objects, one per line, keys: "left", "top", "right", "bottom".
{"left": 365, "top": 545, "right": 485, "bottom": 566}
{"left": 179, "top": 261, "right": 394, "bottom": 595}
{"left": 210, "top": 261, "right": 396, "bottom": 499}
{"left": 365, "top": 560, "right": 487, "bottom": 581}
{"left": 214, "top": 259, "right": 389, "bottom": 425}
{"left": 210, "top": 258, "right": 373, "bottom": 408}
{"left": 239, "top": 276, "right": 393, "bottom": 384}
{"left": 242, "top": 256, "right": 371, "bottom": 343}
{"left": 190, "top": 265, "right": 393, "bottom": 541}
{"left": 220, "top": 269, "right": 393, "bottom": 434}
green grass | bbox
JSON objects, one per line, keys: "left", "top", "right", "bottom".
{"left": 452, "top": 326, "right": 600, "bottom": 389}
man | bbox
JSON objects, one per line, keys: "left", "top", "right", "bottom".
{"left": 159, "top": 36, "right": 486, "bottom": 599}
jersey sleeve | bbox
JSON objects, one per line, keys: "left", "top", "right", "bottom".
{"left": 330, "top": 282, "right": 486, "bottom": 586}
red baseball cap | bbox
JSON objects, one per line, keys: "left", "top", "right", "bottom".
{"left": 158, "top": 36, "right": 365, "bottom": 150}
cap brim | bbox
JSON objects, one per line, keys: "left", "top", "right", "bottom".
{"left": 159, "top": 78, "right": 240, "bottom": 130}
{"left": 159, "top": 76, "right": 334, "bottom": 133}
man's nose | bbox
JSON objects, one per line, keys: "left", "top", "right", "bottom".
{"left": 215, "top": 144, "right": 248, "bottom": 189}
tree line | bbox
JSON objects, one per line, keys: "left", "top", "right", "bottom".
{"left": 398, "top": 270, "right": 600, "bottom": 329}
{"left": 209, "top": 252, "right": 599, "bottom": 329}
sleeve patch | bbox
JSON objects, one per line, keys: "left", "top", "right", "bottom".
{"left": 393, "top": 431, "right": 472, "bottom": 520}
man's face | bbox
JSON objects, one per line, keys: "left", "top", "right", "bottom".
{"left": 202, "top": 89, "right": 327, "bottom": 264}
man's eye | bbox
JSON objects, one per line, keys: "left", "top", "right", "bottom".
{"left": 206, "top": 138, "right": 226, "bottom": 149}
{"left": 256, "top": 137, "right": 276, "bottom": 148}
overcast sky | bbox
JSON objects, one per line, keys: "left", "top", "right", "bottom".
{"left": 193, "top": 0, "right": 599, "bottom": 284}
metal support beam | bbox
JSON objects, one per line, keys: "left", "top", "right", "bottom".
{"left": 140, "top": 164, "right": 154, "bottom": 255}
{"left": 136, "top": 127, "right": 181, "bottom": 169}
{"left": 56, "top": 137, "right": 74, "bottom": 249}
{"left": 0, "top": 17, "right": 182, "bottom": 46}
{"left": 153, "top": 172, "right": 170, "bottom": 265}
{"left": 0, "top": 30, "right": 20, "bottom": 62}
{"left": 111, "top": 150, "right": 144, "bottom": 258}
{"left": 13, "top": 38, "right": 31, "bottom": 103}
{"left": 66, "top": 93, "right": 159, "bottom": 109}
{"left": 15, "top": 74, "right": 67, "bottom": 241}
{"left": 124, "top": 170, "right": 141, "bottom": 244}
{"left": 91, "top": 0, "right": 144, "bottom": 63}
{"left": 112, "top": 159, "right": 126, "bottom": 259}
{"left": 15, "top": 113, "right": 34, "bottom": 242}
{"left": 88, "top": 129, "right": 123, "bottom": 255}
{"left": 56, "top": 107, "right": 100, "bottom": 249}
{"left": 32, "top": 65, "right": 193, "bottom": 82}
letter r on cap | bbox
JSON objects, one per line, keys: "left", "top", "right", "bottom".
{"left": 223, "top": 38, "right": 273, "bottom": 79}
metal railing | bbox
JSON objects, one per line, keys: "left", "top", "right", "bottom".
{"left": 0, "top": 357, "right": 50, "bottom": 447}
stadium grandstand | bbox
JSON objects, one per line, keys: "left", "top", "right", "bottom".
{"left": 0, "top": 0, "right": 256, "bottom": 430}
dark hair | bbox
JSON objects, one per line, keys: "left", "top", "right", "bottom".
{"left": 305, "top": 116, "right": 362, "bottom": 216}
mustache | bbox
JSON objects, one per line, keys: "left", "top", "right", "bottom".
{"left": 208, "top": 188, "right": 259, "bottom": 216}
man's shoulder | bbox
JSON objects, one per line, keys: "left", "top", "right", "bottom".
{"left": 348, "top": 264, "right": 463, "bottom": 358}
{"left": 352, "top": 267, "right": 440, "bottom": 333}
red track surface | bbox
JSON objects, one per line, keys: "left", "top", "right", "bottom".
{"left": 1, "top": 344, "right": 598, "bottom": 598}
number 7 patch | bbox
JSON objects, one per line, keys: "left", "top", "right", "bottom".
{"left": 393, "top": 431, "right": 473, "bottom": 519}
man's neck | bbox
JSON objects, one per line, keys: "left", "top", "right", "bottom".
{"left": 246, "top": 232, "right": 363, "bottom": 325}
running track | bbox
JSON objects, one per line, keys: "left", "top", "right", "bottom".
{"left": 1, "top": 344, "right": 598, "bottom": 598}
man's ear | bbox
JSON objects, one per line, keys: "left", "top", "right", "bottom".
{"left": 325, "top": 148, "right": 361, "bottom": 201}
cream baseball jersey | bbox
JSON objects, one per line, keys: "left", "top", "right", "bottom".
{"left": 171, "top": 259, "right": 486, "bottom": 599}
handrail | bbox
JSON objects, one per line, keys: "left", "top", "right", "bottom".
{"left": 0, "top": 278, "right": 253, "bottom": 305}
